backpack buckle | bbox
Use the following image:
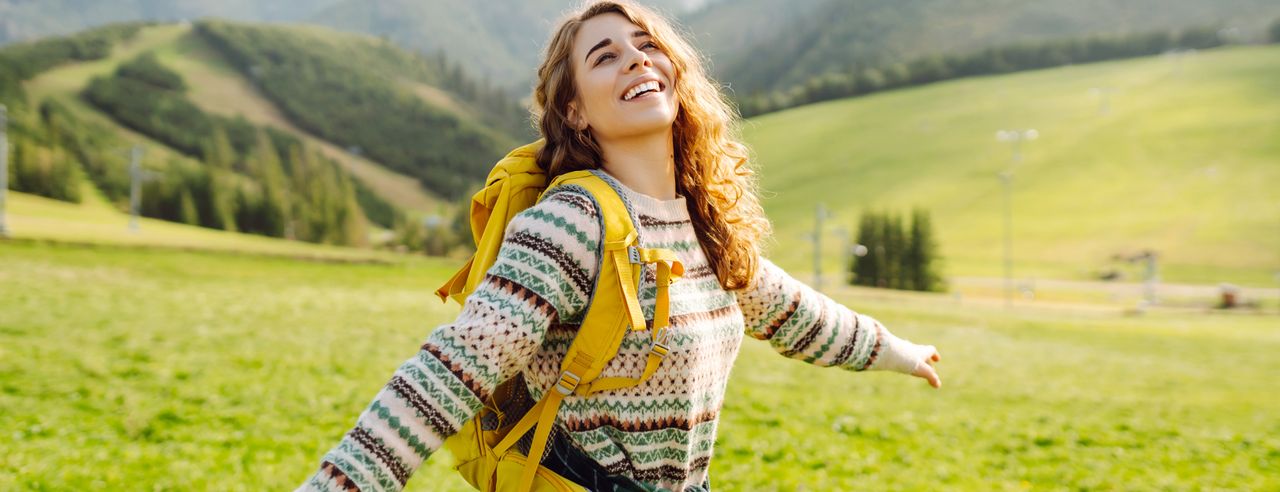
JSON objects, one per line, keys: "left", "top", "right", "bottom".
{"left": 555, "top": 371, "right": 581, "bottom": 396}
{"left": 649, "top": 328, "right": 672, "bottom": 357}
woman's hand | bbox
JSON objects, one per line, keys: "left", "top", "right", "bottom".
{"left": 867, "top": 324, "right": 943, "bottom": 389}
{"left": 911, "top": 345, "right": 942, "bottom": 389}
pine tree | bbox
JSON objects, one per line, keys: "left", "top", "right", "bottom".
{"left": 850, "top": 212, "right": 878, "bottom": 287}
{"left": 902, "top": 211, "right": 922, "bottom": 291}
{"left": 178, "top": 187, "right": 199, "bottom": 225}
{"left": 285, "top": 144, "right": 311, "bottom": 240}
{"left": 205, "top": 126, "right": 236, "bottom": 171}
{"left": 909, "top": 208, "right": 944, "bottom": 292}
{"left": 198, "top": 170, "right": 238, "bottom": 232}
{"left": 251, "top": 130, "right": 289, "bottom": 237}
{"left": 880, "top": 212, "right": 905, "bottom": 289}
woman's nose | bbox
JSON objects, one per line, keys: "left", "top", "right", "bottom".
{"left": 625, "top": 49, "right": 652, "bottom": 72}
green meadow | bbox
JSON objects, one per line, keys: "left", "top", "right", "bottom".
{"left": 746, "top": 45, "right": 1280, "bottom": 287}
{"left": 2, "top": 240, "right": 1277, "bottom": 491}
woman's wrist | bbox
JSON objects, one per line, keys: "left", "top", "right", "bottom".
{"left": 867, "top": 326, "right": 931, "bottom": 375}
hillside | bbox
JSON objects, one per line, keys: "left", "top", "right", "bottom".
{"left": 0, "top": 0, "right": 341, "bottom": 43}
{"left": 6, "top": 21, "right": 529, "bottom": 249}
{"left": 8, "top": 0, "right": 1277, "bottom": 98}
{"left": 688, "top": 0, "right": 1280, "bottom": 95}
{"left": 745, "top": 44, "right": 1280, "bottom": 287}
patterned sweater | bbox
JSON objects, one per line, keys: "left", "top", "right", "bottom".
{"left": 300, "top": 172, "right": 916, "bottom": 492}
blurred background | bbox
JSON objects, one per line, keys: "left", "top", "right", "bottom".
{"left": 1, "top": 0, "right": 1277, "bottom": 490}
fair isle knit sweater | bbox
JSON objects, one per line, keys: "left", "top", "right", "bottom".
{"left": 300, "top": 172, "right": 916, "bottom": 492}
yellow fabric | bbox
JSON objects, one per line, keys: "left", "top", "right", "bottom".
{"left": 438, "top": 145, "right": 683, "bottom": 492}
{"left": 436, "top": 140, "right": 548, "bottom": 304}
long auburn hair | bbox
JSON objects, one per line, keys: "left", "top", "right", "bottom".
{"left": 532, "top": 0, "right": 771, "bottom": 291}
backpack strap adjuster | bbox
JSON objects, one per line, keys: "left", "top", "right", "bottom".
{"left": 555, "top": 371, "right": 581, "bottom": 396}
{"left": 650, "top": 327, "right": 672, "bottom": 357}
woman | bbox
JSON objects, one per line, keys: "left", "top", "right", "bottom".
{"left": 300, "top": 2, "right": 941, "bottom": 491}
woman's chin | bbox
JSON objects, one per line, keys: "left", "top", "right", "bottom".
{"left": 612, "top": 112, "right": 677, "bottom": 137}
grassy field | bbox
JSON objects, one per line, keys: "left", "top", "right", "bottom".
{"left": 746, "top": 45, "right": 1280, "bottom": 287}
{"left": 3, "top": 187, "right": 402, "bottom": 263}
{"left": 2, "top": 240, "right": 1276, "bottom": 491}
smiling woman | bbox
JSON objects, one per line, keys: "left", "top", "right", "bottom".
{"left": 297, "top": 2, "right": 943, "bottom": 492}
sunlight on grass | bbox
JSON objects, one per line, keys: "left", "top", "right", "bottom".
{"left": 1, "top": 242, "right": 1275, "bottom": 490}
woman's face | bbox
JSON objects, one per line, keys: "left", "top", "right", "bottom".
{"left": 569, "top": 12, "right": 679, "bottom": 141}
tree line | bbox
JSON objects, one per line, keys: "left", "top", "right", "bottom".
{"left": 849, "top": 209, "right": 944, "bottom": 292}
{"left": 0, "top": 22, "right": 145, "bottom": 111}
{"left": 0, "top": 22, "right": 478, "bottom": 255}
{"left": 194, "top": 20, "right": 518, "bottom": 201}
{"left": 738, "top": 23, "right": 1239, "bottom": 118}
{"left": 79, "top": 53, "right": 371, "bottom": 245}
{"left": 1, "top": 23, "right": 147, "bottom": 203}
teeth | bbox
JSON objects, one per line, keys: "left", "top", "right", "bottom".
{"left": 623, "top": 81, "right": 660, "bottom": 101}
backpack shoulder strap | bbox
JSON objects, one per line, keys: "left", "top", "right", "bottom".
{"left": 558, "top": 171, "right": 684, "bottom": 396}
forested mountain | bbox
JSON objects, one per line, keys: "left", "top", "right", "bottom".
{"left": 684, "top": 0, "right": 1280, "bottom": 96}
{"left": 0, "top": 0, "right": 341, "bottom": 43}
{"left": 1, "top": 20, "right": 531, "bottom": 250}
{"left": 306, "top": 0, "right": 707, "bottom": 85}
{"left": 6, "top": 0, "right": 1277, "bottom": 98}
{"left": 195, "top": 20, "right": 526, "bottom": 199}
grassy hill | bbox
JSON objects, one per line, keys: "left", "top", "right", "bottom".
{"left": 746, "top": 44, "right": 1280, "bottom": 287}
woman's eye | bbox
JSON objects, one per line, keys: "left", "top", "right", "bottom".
{"left": 642, "top": 41, "right": 658, "bottom": 50}
{"left": 595, "top": 53, "right": 615, "bottom": 66}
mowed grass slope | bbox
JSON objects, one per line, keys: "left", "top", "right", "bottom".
{"left": 746, "top": 45, "right": 1280, "bottom": 286}
{"left": 2, "top": 242, "right": 1276, "bottom": 490}
{"left": 4, "top": 184, "right": 402, "bottom": 263}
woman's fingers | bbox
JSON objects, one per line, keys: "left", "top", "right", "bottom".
{"left": 914, "top": 344, "right": 941, "bottom": 388}
{"left": 914, "top": 363, "right": 942, "bottom": 389}
{"left": 921, "top": 344, "right": 940, "bottom": 363}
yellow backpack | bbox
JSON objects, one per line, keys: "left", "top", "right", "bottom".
{"left": 435, "top": 140, "right": 684, "bottom": 492}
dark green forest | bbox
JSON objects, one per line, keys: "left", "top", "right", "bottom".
{"left": 0, "top": 22, "right": 145, "bottom": 110}
{"left": 79, "top": 53, "right": 373, "bottom": 244}
{"left": 194, "top": 20, "right": 522, "bottom": 200}
{"left": 738, "top": 24, "right": 1235, "bottom": 117}
{"left": 1, "top": 25, "right": 147, "bottom": 205}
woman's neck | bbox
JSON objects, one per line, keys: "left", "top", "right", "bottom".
{"left": 596, "top": 129, "right": 678, "bottom": 200}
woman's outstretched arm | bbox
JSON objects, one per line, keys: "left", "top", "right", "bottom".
{"left": 297, "top": 189, "right": 603, "bottom": 492}
{"left": 737, "top": 257, "right": 941, "bottom": 387}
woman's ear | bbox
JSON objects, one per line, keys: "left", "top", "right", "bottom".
{"left": 567, "top": 100, "right": 589, "bottom": 131}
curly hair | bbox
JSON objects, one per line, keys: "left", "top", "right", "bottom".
{"left": 531, "top": 0, "right": 771, "bottom": 291}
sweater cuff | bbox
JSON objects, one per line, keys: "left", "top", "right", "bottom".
{"left": 866, "top": 326, "right": 932, "bottom": 375}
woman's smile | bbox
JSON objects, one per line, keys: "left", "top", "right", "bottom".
{"left": 621, "top": 79, "right": 665, "bottom": 102}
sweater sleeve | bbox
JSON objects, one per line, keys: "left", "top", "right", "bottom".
{"left": 738, "top": 257, "right": 910, "bottom": 372}
{"left": 297, "top": 189, "right": 602, "bottom": 492}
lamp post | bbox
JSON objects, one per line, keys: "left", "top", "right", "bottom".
{"left": 995, "top": 129, "right": 1038, "bottom": 308}
{"left": 0, "top": 104, "right": 8, "bottom": 238}
{"left": 128, "top": 146, "right": 143, "bottom": 232}
{"left": 1089, "top": 87, "right": 1115, "bottom": 116}
{"left": 122, "top": 145, "right": 161, "bottom": 233}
